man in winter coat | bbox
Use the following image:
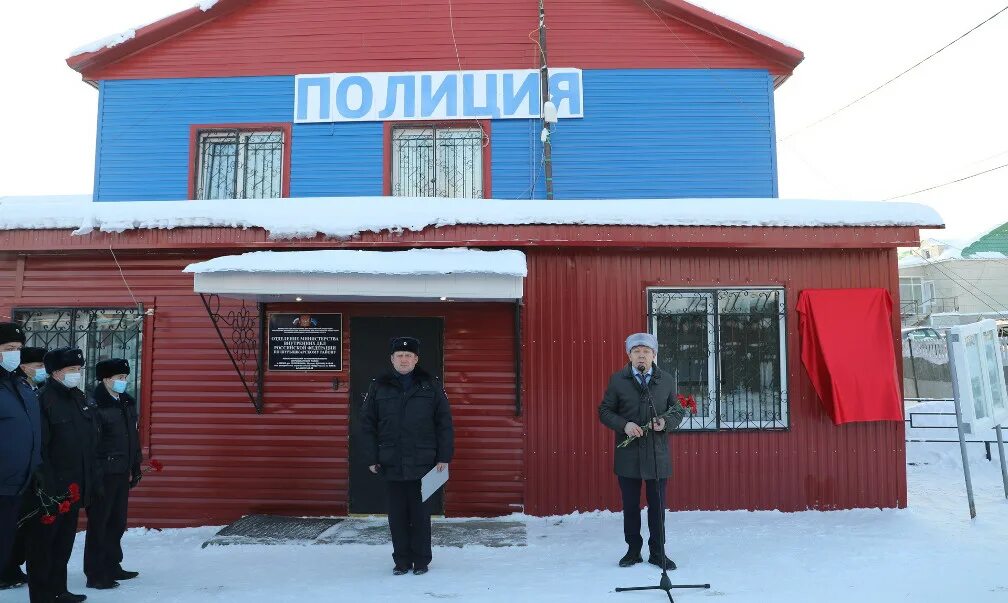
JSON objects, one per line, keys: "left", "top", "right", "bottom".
{"left": 0, "top": 323, "right": 41, "bottom": 591}
{"left": 84, "top": 358, "right": 142, "bottom": 590}
{"left": 1, "top": 345, "right": 47, "bottom": 589}
{"left": 598, "top": 332, "right": 686, "bottom": 571}
{"left": 360, "top": 336, "right": 454, "bottom": 576}
{"left": 26, "top": 347, "right": 99, "bottom": 603}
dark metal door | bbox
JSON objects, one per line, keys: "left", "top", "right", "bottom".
{"left": 348, "top": 317, "right": 445, "bottom": 515}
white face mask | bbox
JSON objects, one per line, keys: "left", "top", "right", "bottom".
{"left": 0, "top": 350, "right": 21, "bottom": 372}
{"left": 61, "top": 371, "right": 82, "bottom": 389}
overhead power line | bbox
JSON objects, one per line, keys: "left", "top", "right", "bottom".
{"left": 779, "top": 4, "right": 1008, "bottom": 143}
{"left": 885, "top": 162, "right": 1008, "bottom": 200}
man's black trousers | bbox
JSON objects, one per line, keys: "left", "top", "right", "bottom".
{"left": 618, "top": 476, "right": 667, "bottom": 553}
{"left": 386, "top": 480, "right": 432, "bottom": 568}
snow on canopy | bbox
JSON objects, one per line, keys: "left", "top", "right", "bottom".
{"left": 183, "top": 248, "right": 529, "bottom": 277}
{"left": 0, "top": 197, "right": 943, "bottom": 240}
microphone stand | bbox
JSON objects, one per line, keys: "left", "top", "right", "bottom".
{"left": 615, "top": 366, "right": 710, "bottom": 602}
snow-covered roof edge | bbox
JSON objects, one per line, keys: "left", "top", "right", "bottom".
{"left": 0, "top": 197, "right": 943, "bottom": 240}
{"left": 69, "top": 1, "right": 220, "bottom": 56}
{"left": 183, "top": 248, "right": 529, "bottom": 277}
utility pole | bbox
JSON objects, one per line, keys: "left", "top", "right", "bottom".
{"left": 538, "top": 0, "right": 554, "bottom": 200}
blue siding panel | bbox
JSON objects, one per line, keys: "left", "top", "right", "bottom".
{"left": 95, "top": 69, "right": 777, "bottom": 201}
{"left": 290, "top": 122, "right": 383, "bottom": 197}
{"left": 549, "top": 69, "right": 777, "bottom": 198}
{"left": 97, "top": 77, "right": 293, "bottom": 201}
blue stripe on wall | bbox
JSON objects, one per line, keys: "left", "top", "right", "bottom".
{"left": 96, "top": 70, "right": 776, "bottom": 201}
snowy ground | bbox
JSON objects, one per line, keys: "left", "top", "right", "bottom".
{"left": 8, "top": 438, "right": 1008, "bottom": 602}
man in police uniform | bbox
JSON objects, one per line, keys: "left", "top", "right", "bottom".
{"left": 84, "top": 358, "right": 142, "bottom": 590}
{"left": 27, "top": 347, "right": 99, "bottom": 603}
{"left": 360, "top": 336, "right": 454, "bottom": 576}
{"left": 0, "top": 324, "right": 41, "bottom": 592}
{"left": 1, "top": 346, "right": 47, "bottom": 589}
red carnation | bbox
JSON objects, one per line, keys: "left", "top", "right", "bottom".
{"left": 677, "top": 394, "right": 698, "bottom": 415}
{"left": 58, "top": 500, "right": 71, "bottom": 514}
{"left": 68, "top": 483, "right": 81, "bottom": 502}
{"left": 41, "top": 514, "right": 56, "bottom": 525}
{"left": 149, "top": 459, "right": 164, "bottom": 473}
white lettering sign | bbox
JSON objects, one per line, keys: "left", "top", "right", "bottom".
{"left": 294, "top": 69, "right": 584, "bottom": 123}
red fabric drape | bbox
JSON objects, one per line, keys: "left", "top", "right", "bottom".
{"left": 796, "top": 288, "right": 903, "bottom": 425}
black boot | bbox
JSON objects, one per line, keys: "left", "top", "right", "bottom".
{"left": 86, "top": 578, "right": 120, "bottom": 589}
{"left": 618, "top": 547, "right": 643, "bottom": 567}
{"left": 393, "top": 564, "right": 411, "bottom": 576}
{"left": 647, "top": 550, "right": 676, "bottom": 571}
{"left": 0, "top": 567, "right": 28, "bottom": 589}
{"left": 412, "top": 566, "right": 428, "bottom": 575}
{"left": 56, "top": 592, "right": 88, "bottom": 603}
{"left": 114, "top": 568, "right": 140, "bottom": 580}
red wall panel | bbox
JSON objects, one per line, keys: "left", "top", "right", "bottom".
{"left": 82, "top": 0, "right": 788, "bottom": 80}
{"left": 1, "top": 251, "right": 521, "bottom": 527}
{"left": 0, "top": 234, "right": 909, "bottom": 526}
{"left": 521, "top": 247, "right": 907, "bottom": 515}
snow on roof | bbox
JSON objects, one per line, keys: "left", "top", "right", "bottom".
{"left": 0, "top": 197, "right": 942, "bottom": 240}
{"left": 69, "top": 1, "right": 220, "bottom": 56}
{"left": 183, "top": 248, "right": 528, "bottom": 277}
{"left": 899, "top": 248, "right": 1008, "bottom": 268}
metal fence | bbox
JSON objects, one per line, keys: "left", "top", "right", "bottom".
{"left": 902, "top": 337, "right": 1008, "bottom": 399}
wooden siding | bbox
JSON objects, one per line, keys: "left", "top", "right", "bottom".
{"left": 81, "top": 0, "right": 790, "bottom": 81}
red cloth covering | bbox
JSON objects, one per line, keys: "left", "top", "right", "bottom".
{"left": 796, "top": 288, "right": 903, "bottom": 425}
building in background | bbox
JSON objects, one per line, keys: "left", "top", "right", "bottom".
{"left": 0, "top": 0, "right": 943, "bottom": 527}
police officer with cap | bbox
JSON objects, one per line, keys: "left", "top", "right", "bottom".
{"left": 360, "top": 336, "right": 454, "bottom": 576}
{"left": 17, "top": 347, "right": 49, "bottom": 392}
{"left": 1, "top": 345, "right": 47, "bottom": 589}
{"left": 27, "top": 347, "right": 98, "bottom": 603}
{"left": 0, "top": 323, "right": 41, "bottom": 592}
{"left": 84, "top": 358, "right": 142, "bottom": 589}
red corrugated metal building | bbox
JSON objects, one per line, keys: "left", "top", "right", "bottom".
{"left": 0, "top": 0, "right": 942, "bottom": 527}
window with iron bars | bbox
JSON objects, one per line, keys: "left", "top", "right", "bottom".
{"left": 390, "top": 126, "right": 484, "bottom": 198}
{"left": 648, "top": 288, "right": 788, "bottom": 430}
{"left": 12, "top": 308, "right": 144, "bottom": 404}
{"left": 195, "top": 129, "right": 284, "bottom": 200}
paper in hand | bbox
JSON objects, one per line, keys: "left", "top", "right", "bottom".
{"left": 421, "top": 465, "right": 449, "bottom": 502}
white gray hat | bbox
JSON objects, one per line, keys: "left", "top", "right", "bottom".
{"left": 625, "top": 332, "right": 658, "bottom": 355}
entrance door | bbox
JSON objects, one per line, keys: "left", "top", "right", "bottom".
{"left": 348, "top": 317, "right": 445, "bottom": 515}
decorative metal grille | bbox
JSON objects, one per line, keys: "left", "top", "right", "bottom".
{"left": 12, "top": 307, "right": 144, "bottom": 402}
{"left": 199, "top": 294, "right": 264, "bottom": 413}
{"left": 391, "top": 126, "right": 484, "bottom": 198}
{"left": 196, "top": 129, "right": 284, "bottom": 200}
{"left": 648, "top": 288, "right": 788, "bottom": 430}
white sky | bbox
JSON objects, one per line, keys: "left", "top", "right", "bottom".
{"left": 0, "top": 0, "right": 1005, "bottom": 246}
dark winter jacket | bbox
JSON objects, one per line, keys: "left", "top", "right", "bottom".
{"left": 359, "top": 366, "right": 454, "bottom": 481}
{"left": 598, "top": 363, "right": 686, "bottom": 480}
{"left": 36, "top": 379, "right": 101, "bottom": 507}
{"left": 0, "top": 367, "right": 42, "bottom": 496}
{"left": 89, "top": 383, "right": 142, "bottom": 478}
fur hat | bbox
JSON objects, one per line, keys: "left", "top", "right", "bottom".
{"left": 96, "top": 358, "right": 131, "bottom": 381}
{"left": 43, "top": 347, "right": 85, "bottom": 374}
{"left": 0, "top": 322, "right": 26, "bottom": 346}
{"left": 389, "top": 336, "right": 421, "bottom": 355}
{"left": 20, "top": 347, "right": 47, "bottom": 364}
{"left": 625, "top": 332, "right": 658, "bottom": 355}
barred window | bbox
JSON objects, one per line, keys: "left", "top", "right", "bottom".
{"left": 196, "top": 129, "right": 284, "bottom": 200}
{"left": 648, "top": 288, "right": 788, "bottom": 430}
{"left": 12, "top": 308, "right": 144, "bottom": 402}
{"left": 391, "top": 126, "right": 484, "bottom": 198}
